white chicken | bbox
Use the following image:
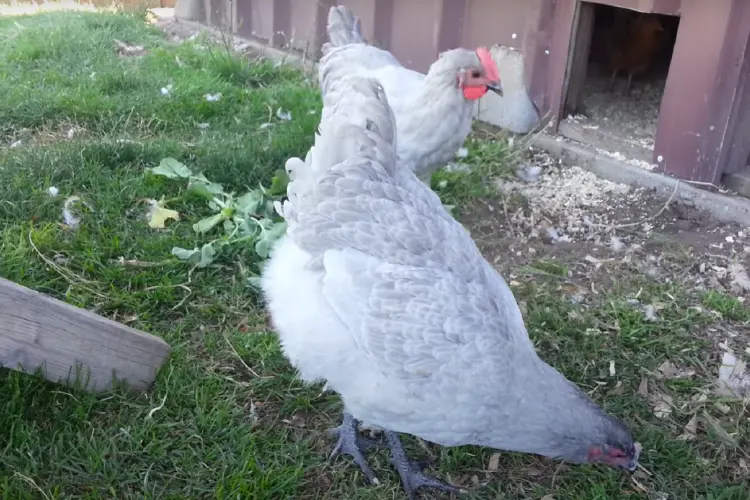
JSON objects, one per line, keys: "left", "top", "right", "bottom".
{"left": 318, "top": 5, "right": 503, "bottom": 185}
{"left": 262, "top": 75, "right": 641, "bottom": 499}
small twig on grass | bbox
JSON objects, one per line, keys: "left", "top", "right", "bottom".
{"left": 146, "top": 365, "right": 172, "bottom": 421}
{"left": 636, "top": 463, "right": 653, "bottom": 476}
{"left": 223, "top": 333, "right": 261, "bottom": 378}
{"left": 12, "top": 473, "right": 51, "bottom": 500}
{"left": 27, "top": 230, "right": 108, "bottom": 299}
{"left": 109, "top": 257, "right": 173, "bottom": 267}
{"left": 143, "top": 282, "right": 193, "bottom": 311}
{"left": 500, "top": 196, "right": 516, "bottom": 238}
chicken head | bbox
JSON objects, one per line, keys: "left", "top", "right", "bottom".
{"left": 458, "top": 46, "right": 503, "bottom": 100}
{"left": 587, "top": 441, "right": 642, "bottom": 471}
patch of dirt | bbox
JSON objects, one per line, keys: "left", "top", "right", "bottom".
{"left": 470, "top": 147, "right": 750, "bottom": 281}
{"left": 462, "top": 146, "right": 750, "bottom": 367}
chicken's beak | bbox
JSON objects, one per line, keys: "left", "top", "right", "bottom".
{"left": 487, "top": 81, "right": 503, "bottom": 97}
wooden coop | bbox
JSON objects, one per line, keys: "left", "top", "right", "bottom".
{"left": 186, "top": 0, "right": 750, "bottom": 188}
{"left": 527, "top": 0, "right": 750, "bottom": 186}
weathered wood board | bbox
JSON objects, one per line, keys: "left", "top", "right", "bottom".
{"left": 0, "top": 278, "right": 171, "bottom": 393}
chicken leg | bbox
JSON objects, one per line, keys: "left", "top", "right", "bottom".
{"left": 385, "top": 431, "right": 465, "bottom": 500}
{"left": 327, "top": 411, "right": 380, "bottom": 484}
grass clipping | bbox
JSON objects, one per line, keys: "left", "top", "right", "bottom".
{"left": 147, "top": 158, "right": 288, "bottom": 271}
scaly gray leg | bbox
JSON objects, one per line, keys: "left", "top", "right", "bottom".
{"left": 385, "top": 431, "right": 465, "bottom": 500}
{"left": 327, "top": 412, "right": 380, "bottom": 485}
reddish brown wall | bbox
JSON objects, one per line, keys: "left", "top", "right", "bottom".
{"left": 205, "top": 0, "right": 531, "bottom": 72}
{"left": 192, "top": 0, "right": 750, "bottom": 183}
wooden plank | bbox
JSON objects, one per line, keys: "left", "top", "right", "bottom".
{"left": 541, "top": 0, "right": 580, "bottom": 132}
{"left": 562, "top": 0, "right": 595, "bottom": 116}
{"left": 0, "top": 278, "right": 171, "bottom": 393}
{"left": 654, "top": 0, "right": 745, "bottom": 183}
{"left": 585, "top": 0, "right": 681, "bottom": 15}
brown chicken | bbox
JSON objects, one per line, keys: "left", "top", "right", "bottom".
{"left": 606, "top": 13, "right": 665, "bottom": 94}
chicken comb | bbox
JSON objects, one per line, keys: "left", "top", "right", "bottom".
{"left": 476, "top": 46, "right": 500, "bottom": 81}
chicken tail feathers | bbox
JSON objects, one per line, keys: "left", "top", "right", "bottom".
{"left": 325, "top": 5, "right": 366, "bottom": 49}
{"left": 279, "top": 75, "right": 396, "bottom": 229}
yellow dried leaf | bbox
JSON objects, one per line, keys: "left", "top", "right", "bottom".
{"left": 147, "top": 198, "right": 180, "bottom": 229}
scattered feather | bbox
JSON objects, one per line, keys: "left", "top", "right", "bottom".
{"left": 444, "top": 162, "right": 470, "bottom": 173}
{"left": 62, "top": 196, "right": 84, "bottom": 228}
{"left": 455, "top": 147, "right": 469, "bottom": 159}
{"left": 610, "top": 235, "right": 625, "bottom": 252}
{"left": 47, "top": 186, "right": 59, "bottom": 197}
{"left": 515, "top": 164, "right": 542, "bottom": 183}
{"left": 608, "top": 360, "right": 616, "bottom": 376}
{"left": 643, "top": 304, "right": 658, "bottom": 322}
{"left": 10, "top": 140, "right": 22, "bottom": 148}
{"left": 197, "top": 122, "right": 210, "bottom": 130}
{"left": 161, "top": 84, "right": 173, "bottom": 96}
{"left": 487, "top": 453, "right": 501, "bottom": 472}
{"left": 717, "top": 350, "right": 750, "bottom": 398}
{"left": 204, "top": 92, "right": 222, "bottom": 102}
{"left": 728, "top": 262, "right": 750, "bottom": 293}
{"left": 276, "top": 108, "right": 292, "bottom": 121}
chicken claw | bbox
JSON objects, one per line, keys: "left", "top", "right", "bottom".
{"left": 327, "top": 411, "right": 380, "bottom": 485}
{"left": 385, "top": 431, "right": 466, "bottom": 499}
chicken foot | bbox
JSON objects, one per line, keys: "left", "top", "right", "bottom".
{"left": 327, "top": 411, "right": 381, "bottom": 484}
{"left": 385, "top": 431, "right": 465, "bottom": 500}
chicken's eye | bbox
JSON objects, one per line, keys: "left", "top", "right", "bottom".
{"left": 471, "top": 70, "right": 481, "bottom": 78}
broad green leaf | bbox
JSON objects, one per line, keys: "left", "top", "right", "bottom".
{"left": 266, "top": 220, "right": 287, "bottom": 240}
{"left": 197, "top": 242, "right": 217, "bottom": 267}
{"left": 204, "top": 182, "right": 225, "bottom": 194}
{"left": 254, "top": 221, "right": 287, "bottom": 258}
{"left": 235, "top": 190, "right": 264, "bottom": 215}
{"left": 171, "top": 246, "right": 201, "bottom": 263}
{"left": 262, "top": 199, "right": 276, "bottom": 218}
{"left": 149, "top": 158, "right": 193, "bottom": 179}
{"left": 193, "top": 212, "right": 225, "bottom": 233}
{"left": 222, "top": 219, "right": 236, "bottom": 234}
{"left": 171, "top": 243, "right": 217, "bottom": 267}
{"left": 187, "top": 182, "right": 214, "bottom": 200}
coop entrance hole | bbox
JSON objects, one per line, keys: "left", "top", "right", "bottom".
{"left": 559, "top": 2, "right": 680, "bottom": 166}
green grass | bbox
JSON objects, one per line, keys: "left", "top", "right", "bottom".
{"left": 1, "top": 9, "right": 749, "bottom": 500}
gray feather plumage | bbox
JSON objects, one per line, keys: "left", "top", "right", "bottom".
{"left": 264, "top": 74, "right": 636, "bottom": 465}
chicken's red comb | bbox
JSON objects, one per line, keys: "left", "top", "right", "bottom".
{"left": 476, "top": 46, "right": 500, "bottom": 81}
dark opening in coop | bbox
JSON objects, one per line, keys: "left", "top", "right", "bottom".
{"left": 560, "top": 3, "right": 680, "bottom": 163}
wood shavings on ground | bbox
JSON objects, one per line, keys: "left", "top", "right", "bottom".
{"left": 495, "top": 149, "right": 638, "bottom": 243}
